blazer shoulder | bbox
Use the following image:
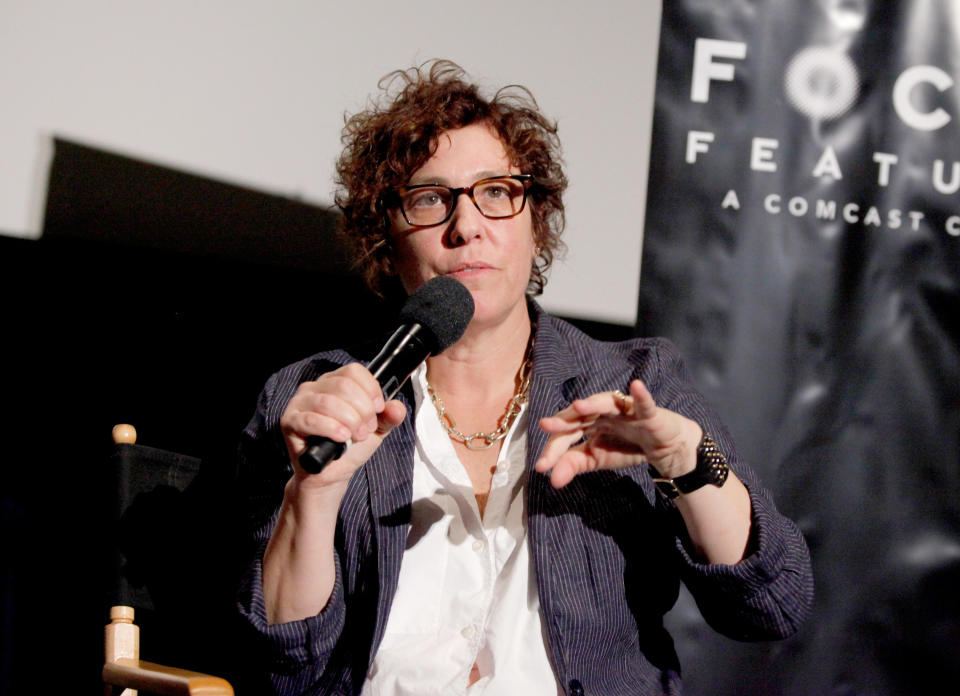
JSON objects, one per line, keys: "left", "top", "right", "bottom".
{"left": 541, "top": 312, "right": 676, "bottom": 369}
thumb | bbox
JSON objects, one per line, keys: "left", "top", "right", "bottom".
{"left": 346, "top": 399, "right": 407, "bottom": 462}
{"left": 375, "top": 399, "right": 408, "bottom": 436}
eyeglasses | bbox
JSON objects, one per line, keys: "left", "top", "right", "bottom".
{"left": 392, "top": 174, "right": 533, "bottom": 228}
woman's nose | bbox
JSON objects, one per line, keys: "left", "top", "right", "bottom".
{"left": 447, "top": 193, "right": 485, "bottom": 245}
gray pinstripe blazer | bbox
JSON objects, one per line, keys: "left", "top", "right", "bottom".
{"left": 238, "top": 303, "right": 813, "bottom": 696}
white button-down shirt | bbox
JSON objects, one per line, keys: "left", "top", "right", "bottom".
{"left": 362, "top": 364, "right": 561, "bottom": 695}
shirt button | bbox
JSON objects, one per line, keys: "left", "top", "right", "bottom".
{"left": 568, "top": 679, "right": 585, "bottom": 695}
{"left": 461, "top": 625, "right": 477, "bottom": 640}
{"left": 472, "top": 539, "right": 485, "bottom": 552}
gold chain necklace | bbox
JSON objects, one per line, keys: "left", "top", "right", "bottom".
{"left": 427, "top": 328, "right": 535, "bottom": 451}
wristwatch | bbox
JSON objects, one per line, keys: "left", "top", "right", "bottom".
{"left": 651, "top": 432, "right": 729, "bottom": 499}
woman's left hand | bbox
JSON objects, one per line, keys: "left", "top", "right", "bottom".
{"left": 538, "top": 378, "right": 754, "bottom": 563}
{"left": 536, "top": 378, "right": 702, "bottom": 488}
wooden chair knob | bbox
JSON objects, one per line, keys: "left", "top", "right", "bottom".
{"left": 110, "top": 606, "right": 136, "bottom": 623}
{"left": 112, "top": 424, "right": 137, "bottom": 444}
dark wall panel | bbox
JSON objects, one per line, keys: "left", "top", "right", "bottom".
{"left": 639, "top": 2, "right": 960, "bottom": 695}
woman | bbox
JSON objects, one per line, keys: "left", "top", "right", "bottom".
{"left": 238, "top": 60, "right": 813, "bottom": 696}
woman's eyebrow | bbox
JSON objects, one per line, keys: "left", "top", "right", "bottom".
{"left": 406, "top": 170, "right": 507, "bottom": 187}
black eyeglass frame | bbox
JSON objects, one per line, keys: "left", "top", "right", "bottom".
{"left": 390, "top": 174, "right": 534, "bottom": 229}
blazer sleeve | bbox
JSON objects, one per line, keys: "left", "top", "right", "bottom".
{"left": 234, "top": 364, "right": 350, "bottom": 693}
{"left": 643, "top": 338, "right": 815, "bottom": 641}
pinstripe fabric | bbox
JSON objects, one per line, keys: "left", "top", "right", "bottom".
{"left": 237, "top": 302, "right": 814, "bottom": 696}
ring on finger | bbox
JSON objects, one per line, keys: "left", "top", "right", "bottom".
{"left": 612, "top": 389, "right": 634, "bottom": 415}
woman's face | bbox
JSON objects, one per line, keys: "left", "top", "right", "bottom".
{"left": 389, "top": 123, "right": 536, "bottom": 330}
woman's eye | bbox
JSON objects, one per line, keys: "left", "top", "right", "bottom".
{"left": 408, "top": 190, "right": 443, "bottom": 208}
{"left": 480, "top": 184, "right": 509, "bottom": 199}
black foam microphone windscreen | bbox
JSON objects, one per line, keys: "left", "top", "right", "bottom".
{"left": 299, "top": 276, "right": 474, "bottom": 473}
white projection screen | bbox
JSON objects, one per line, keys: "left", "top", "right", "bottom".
{"left": 0, "top": 0, "right": 661, "bottom": 325}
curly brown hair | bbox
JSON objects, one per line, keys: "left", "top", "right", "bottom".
{"left": 334, "top": 59, "right": 567, "bottom": 296}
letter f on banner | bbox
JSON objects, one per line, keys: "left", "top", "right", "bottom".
{"left": 691, "top": 39, "right": 747, "bottom": 102}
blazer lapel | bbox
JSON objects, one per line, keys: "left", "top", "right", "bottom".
{"left": 363, "top": 389, "right": 416, "bottom": 666}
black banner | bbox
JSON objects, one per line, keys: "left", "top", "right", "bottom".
{"left": 639, "top": 2, "right": 960, "bottom": 694}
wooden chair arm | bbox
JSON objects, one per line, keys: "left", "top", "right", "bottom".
{"left": 103, "top": 658, "right": 234, "bottom": 695}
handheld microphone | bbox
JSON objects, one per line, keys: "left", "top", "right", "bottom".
{"left": 299, "top": 275, "right": 474, "bottom": 474}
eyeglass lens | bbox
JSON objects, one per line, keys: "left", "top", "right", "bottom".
{"left": 401, "top": 177, "right": 527, "bottom": 226}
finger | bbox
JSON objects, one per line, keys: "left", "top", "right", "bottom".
{"left": 318, "top": 369, "right": 384, "bottom": 418}
{"left": 294, "top": 398, "right": 409, "bottom": 484}
{"left": 290, "top": 390, "right": 372, "bottom": 442}
{"left": 280, "top": 373, "right": 382, "bottom": 468}
{"left": 534, "top": 430, "right": 587, "bottom": 472}
{"left": 570, "top": 394, "right": 624, "bottom": 418}
{"left": 327, "top": 399, "right": 408, "bottom": 468}
{"left": 545, "top": 450, "right": 594, "bottom": 489}
{"left": 338, "top": 362, "right": 387, "bottom": 411}
{"left": 539, "top": 393, "right": 620, "bottom": 433}
{"left": 300, "top": 367, "right": 386, "bottom": 437}
{"left": 628, "top": 379, "right": 658, "bottom": 420}
{"left": 376, "top": 399, "right": 407, "bottom": 434}
{"left": 299, "top": 410, "right": 355, "bottom": 444}
{"left": 539, "top": 412, "right": 599, "bottom": 435}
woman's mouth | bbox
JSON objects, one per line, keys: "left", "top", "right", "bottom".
{"left": 446, "top": 262, "right": 493, "bottom": 277}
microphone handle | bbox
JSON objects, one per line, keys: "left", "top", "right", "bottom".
{"left": 298, "top": 325, "right": 433, "bottom": 474}
{"left": 300, "top": 438, "right": 347, "bottom": 474}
